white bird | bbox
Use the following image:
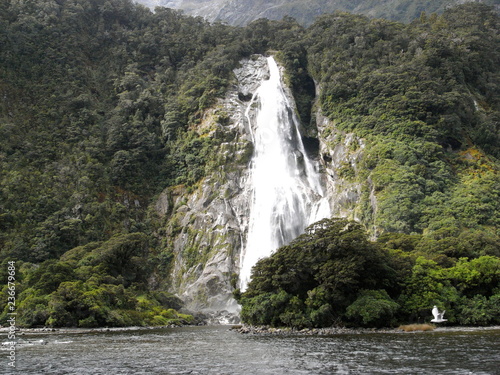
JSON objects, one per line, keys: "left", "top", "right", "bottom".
{"left": 431, "top": 305, "right": 447, "bottom": 323}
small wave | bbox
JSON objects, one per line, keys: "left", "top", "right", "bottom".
{"left": 1, "top": 339, "right": 48, "bottom": 347}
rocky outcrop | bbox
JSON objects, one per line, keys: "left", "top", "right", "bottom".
{"left": 315, "top": 100, "right": 379, "bottom": 237}
{"left": 231, "top": 324, "right": 397, "bottom": 335}
{"left": 156, "top": 56, "right": 270, "bottom": 315}
{"left": 316, "top": 109, "right": 364, "bottom": 220}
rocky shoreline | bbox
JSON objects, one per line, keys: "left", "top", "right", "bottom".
{"left": 3, "top": 324, "right": 499, "bottom": 337}
{"left": 0, "top": 324, "right": 192, "bottom": 336}
{"left": 230, "top": 324, "right": 500, "bottom": 336}
{"left": 0, "top": 309, "right": 241, "bottom": 336}
{"left": 230, "top": 325, "right": 396, "bottom": 336}
{"left": 1, "top": 324, "right": 395, "bottom": 338}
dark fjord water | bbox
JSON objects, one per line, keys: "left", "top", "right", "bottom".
{"left": 2, "top": 325, "right": 499, "bottom": 374}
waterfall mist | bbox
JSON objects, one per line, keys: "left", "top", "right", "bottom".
{"left": 239, "top": 56, "right": 330, "bottom": 291}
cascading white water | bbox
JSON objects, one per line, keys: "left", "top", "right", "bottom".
{"left": 239, "top": 56, "right": 330, "bottom": 291}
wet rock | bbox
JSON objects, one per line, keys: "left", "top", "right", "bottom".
{"left": 156, "top": 56, "right": 271, "bottom": 313}
{"left": 232, "top": 325, "right": 398, "bottom": 336}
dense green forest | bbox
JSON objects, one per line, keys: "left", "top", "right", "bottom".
{"left": 307, "top": 5, "right": 500, "bottom": 234}
{"left": 237, "top": 218, "right": 500, "bottom": 328}
{"left": 0, "top": 0, "right": 254, "bottom": 327}
{"left": 0, "top": 0, "right": 498, "bottom": 327}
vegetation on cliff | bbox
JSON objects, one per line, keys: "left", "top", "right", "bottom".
{"left": 0, "top": 0, "right": 498, "bottom": 327}
{"left": 306, "top": 4, "right": 500, "bottom": 234}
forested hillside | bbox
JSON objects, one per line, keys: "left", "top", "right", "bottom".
{"left": 307, "top": 5, "right": 500, "bottom": 234}
{"left": 239, "top": 4, "right": 500, "bottom": 327}
{"left": 0, "top": 0, "right": 498, "bottom": 327}
{"left": 0, "top": 0, "right": 255, "bottom": 327}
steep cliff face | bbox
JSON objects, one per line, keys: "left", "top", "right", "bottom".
{"left": 156, "top": 55, "right": 378, "bottom": 314}
{"left": 317, "top": 111, "right": 363, "bottom": 219}
{"left": 156, "top": 56, "right": 270, "bottom": 313}
{"left": 156, "top": 0, "right": 228, "bottom": 22}
{"left": 315, "top": 109, "right": 380, "bottom": 238}
{"left": 137, "top": 0, "right": 491, "bottom": 26}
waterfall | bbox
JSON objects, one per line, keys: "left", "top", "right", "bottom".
{"left": 239, "top": 56, "right": 330, "bottom": 291}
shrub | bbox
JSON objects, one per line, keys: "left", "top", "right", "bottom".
{"left": 346, "top": 290, "right": 400, "bottom": 327}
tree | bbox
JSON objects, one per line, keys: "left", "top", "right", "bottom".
{"left": 239, "top": 219, "right": 394, "bottom": 327}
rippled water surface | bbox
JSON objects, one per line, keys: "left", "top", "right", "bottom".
{"left": 2, "top": 326, "right": 499, "bottom": 374}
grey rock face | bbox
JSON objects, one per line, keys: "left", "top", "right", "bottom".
{"left": 157, "top": 56, "right": 270, "bottom": 314}
{"left": 315, "top": 102, "right": 379, "bottom": 238}
{"left": 317, "top": 109, "right": 364, "bottom": 220}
